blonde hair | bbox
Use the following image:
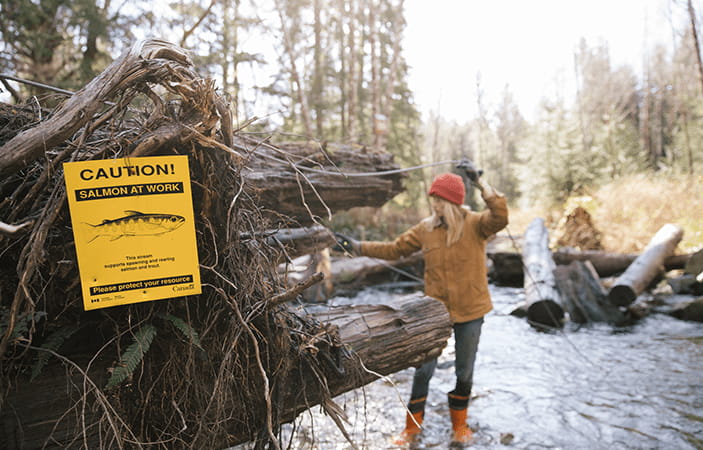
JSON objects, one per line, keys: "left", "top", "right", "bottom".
{"left": 425, "top": 196, "right": 466, "bottom": 246}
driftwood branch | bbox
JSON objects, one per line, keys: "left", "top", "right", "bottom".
{"left": 270, "top": 272, "right": 325, "bottom": 306}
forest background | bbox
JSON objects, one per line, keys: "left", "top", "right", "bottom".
{"left": 1, "top": 0, "right": 702, "bottom": 253}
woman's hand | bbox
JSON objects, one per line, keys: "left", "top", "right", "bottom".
{"left": 333, "top": 233, "right": 360, "bottom": 255}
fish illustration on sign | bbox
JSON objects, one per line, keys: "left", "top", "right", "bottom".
{"left": 84, "top": 211, "right": 186, "bottom": 243}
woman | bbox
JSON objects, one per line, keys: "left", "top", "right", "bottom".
{"left": 335, "top": 171, "right": 508, "bottom": 445}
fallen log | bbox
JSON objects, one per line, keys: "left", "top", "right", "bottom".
{"left": 554, "top": 260, "right": 626, "bottom": 324}
{"left": 608, "top": 224, "right": 684, "bottom": 307}
{"left": 522, "top": 218, "right": 564, "bottom": 328}
{"left": 291, "top": 292, "right": 451, "bottom": 407}
{"left": 239, "top": 138, "right": 405, "bottom": 226}
{"left": 263, "top": 225, "right": 336, "bottom": 262}
{"left": 329, "top": 253, "right": 424, "bottom": 294}
{"left": 0, "top": 293, "right": 451, "bottom": 448}
{"left": 488, "top": 251, "right": 523, "bottom": 286}
{"left": 684, "top": 248, "right": 703, "bottom": 275}
{"left": 553, "top": 248, "right": 690, "bottom": 277}
{"left": 669, "top": 296, "right": 703, "bottom": 322}
{"left": 682, "top": 248, "right": 703, "bottom": 294}
{"left": 493, "top": 249, "right": 691, "bottom": 283}
{"left": 668, "top": 274, "right": 703, "bottom": 296}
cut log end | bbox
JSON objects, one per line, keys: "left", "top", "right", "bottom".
{"left": 526, "top": 300, "right": 565, "bottom": 328}
{"left": 608, "top": 285, "right": 637, "bottom": 307}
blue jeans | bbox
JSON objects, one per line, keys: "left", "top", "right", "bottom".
{"left": 409, "top": 317, "right": 484, "bottom": 405}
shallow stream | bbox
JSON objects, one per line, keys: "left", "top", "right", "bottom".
{"left": 280, "top": 285, "right": 702, "bottom": 449}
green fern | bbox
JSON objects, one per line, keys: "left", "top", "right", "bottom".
{"left": 30, "top": 325, "right": 79, "bottom": 382}
{"left": 106, "top": 324, "right": 157, "bottom": 389}
{"left": 0, "top": 308, "right": 47, "bottom": 340}
{"left": 159, "top": 313, "right": 203, "bottom": 349}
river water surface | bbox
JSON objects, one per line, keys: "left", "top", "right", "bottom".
{"left": 280, "top": 285, "right": 702, "bottom": 449}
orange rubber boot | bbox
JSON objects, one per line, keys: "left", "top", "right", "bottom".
{"left": 449, "top": 407, "right": 473, "bottom": 445}
{"left": 391, "top": 411, "right": 423, "bottom": 446}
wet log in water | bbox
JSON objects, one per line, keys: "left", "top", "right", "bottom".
{"left": 554, "top": 260, "right": 626, "bottom": 324}
{"left": 522, "top": 218, "right": 564, "bottom": 328}
{"left": 1, "top": 293, "right": 451, "bottom": 449}
{"left": 669, "top": 297, "right": 703, "bottom": 322}
{"left": 608, "top": 224, "right": 684, "bottom": 307}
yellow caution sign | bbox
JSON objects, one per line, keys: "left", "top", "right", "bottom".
{"left": 63, "top": 156, "right": 201, "bottom": 310}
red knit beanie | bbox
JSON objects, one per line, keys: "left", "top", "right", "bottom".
{"left": 428, "top": 173, "right": 465, "bottom": 205}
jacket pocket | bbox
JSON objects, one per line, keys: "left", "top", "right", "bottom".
{"left": 422, "top": 245, "right": 442, "bottom": 268}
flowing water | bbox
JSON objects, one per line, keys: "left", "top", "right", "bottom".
{"left": 278, "top": 285, "right": 703, "bottom": 449}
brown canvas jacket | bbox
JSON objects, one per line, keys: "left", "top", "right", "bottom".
{"left": 360, "top": 193, "right": 509, "bottom": 323}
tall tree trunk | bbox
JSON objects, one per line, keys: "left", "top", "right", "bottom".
{"left": 80, "top": 0, "right": 106, "bottom": 81}
{"left": 379, "top": 0, "right": 404, "bottom": 152}
{"left": 222, "top": 0, "right": 231, "bottom": 112}
{"left": 688, "top": 0, "right": 703, "bottom": 95}
{"left": 641, "top": 54, "right": 653, "bottom": 167}
{"left": 370, "top": 0, "right": 381, "bottom": 149}
{"left": 475, "top": 73, "right": 486, "bottom": 168}
{"left": 275, "top": 0, "right": 314, "bottom": 137}
{"left": 338, "top": 0, "right": 348, "bottom": 139}
{"left": 357, "top": 1, "right": 368, "bottom": 138}
{"left": 573, "top": 51, "right": 591, "bottom": 155}
{"left": 683, "top": 109, "right": 694, "bottom": 174}
{"left": 312, "top": 0, "right": 324, "bottom": 137}
{"left": 347, "top": 0, "right": 358, "bottom": 141}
